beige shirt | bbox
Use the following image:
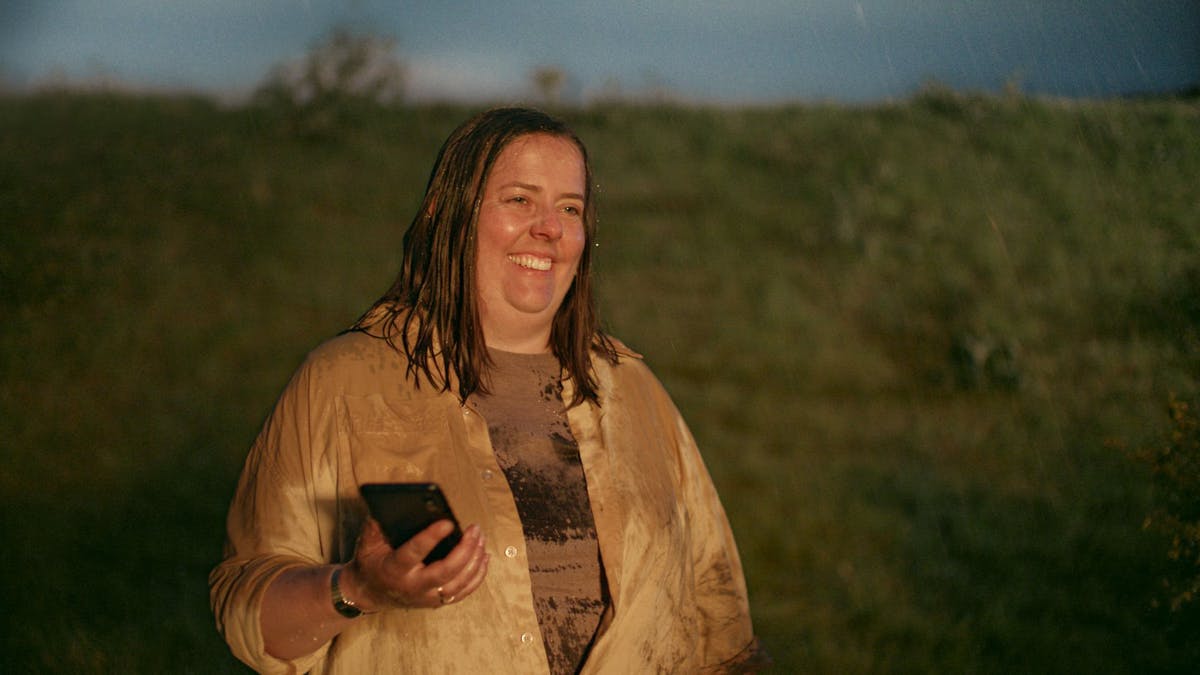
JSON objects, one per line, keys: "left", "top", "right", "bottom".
{"left": 209, "top": 328, "right": 765, "bottom": 674}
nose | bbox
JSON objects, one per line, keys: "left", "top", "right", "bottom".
{"left": 530, "top": 207, "right": 563, "bottom": 241}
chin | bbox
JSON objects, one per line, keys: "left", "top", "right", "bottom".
{"left": 505, "top": 290, "right": 562, "bottom": 315}
{"left": 511, "top": 302, "right": 557, "bottom": 316}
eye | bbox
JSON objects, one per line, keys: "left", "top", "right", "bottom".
{"left": 562, "top": 204, "right": 583, "bottom": 216}
{"left": 507, "top": 195, "right": 528, "bottom": 204}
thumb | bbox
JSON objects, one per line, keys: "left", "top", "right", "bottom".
{"left": 358, "top": 517, "right": 393, "bottom": 553}
{"left": 393, "top": 519, "right": 457, "bottom": 566}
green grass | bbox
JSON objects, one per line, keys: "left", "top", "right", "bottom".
{"left": 1, "top": 91, "right": 1198, "bottom": 672}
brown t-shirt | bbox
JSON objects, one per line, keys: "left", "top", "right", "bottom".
{"left": 468, "top": 349, "right": 608, "bottom": 674}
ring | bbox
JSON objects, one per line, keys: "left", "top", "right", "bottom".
{"left": 436, "top": 587, "right": 454, "bottom": 605}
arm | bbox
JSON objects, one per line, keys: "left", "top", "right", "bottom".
{"left": 671, "top": 413, "right": 772, "bottom": 673}
{"left": 210, "top": 350, "right": 489, "bottom": 671}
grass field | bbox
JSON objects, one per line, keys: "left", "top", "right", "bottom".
{"left": 1, "top": 90, "right": 1198, "bottom": 672}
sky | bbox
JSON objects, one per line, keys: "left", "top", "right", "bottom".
{"left": 1, "top": 1, "right": 1197, "bottom": 104}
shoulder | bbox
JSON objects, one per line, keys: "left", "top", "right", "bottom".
{"left": 305, "top": 329, "right": 400, "bottom": 369}
{"left": 292, "top": 330, "right": 413, "bottom": 395}
{"left": 592, "top": 335, "right": 675, "bottom": 406}
{"left": 592, "top": 334, "right": 646, "bottom": 379}
{"left": 604, "top": 335, "right": 643, "bottom": 362}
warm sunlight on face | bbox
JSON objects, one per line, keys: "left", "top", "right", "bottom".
{"left": 474, "top": 133, "right": 587, "bottom": 353}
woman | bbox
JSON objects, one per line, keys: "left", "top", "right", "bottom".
{"left": 210, "top": 107, "right": 768, "bottom": 674}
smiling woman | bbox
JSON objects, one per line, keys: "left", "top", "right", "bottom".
{"left": 208, "top": 107, "right": 770, "bottom": 674}
{"left": 474, "top": 133, "right": 588, "bottom": 353}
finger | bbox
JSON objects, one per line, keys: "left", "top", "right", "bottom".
{"left": 418, "top": 523, "right": 483, "bottom": 578}
{"left": 431, "top": 534, "right": 490, "bottom": 605}
{"left": 438, "top": 534, "right": 485, "bottom": 587}
{"left": 392, "top": 519, "right": 457, "bottom": 567}
{"left": 438, "top": 550, "right": 490, "bottom": 606}
{"left": 457, "top": 547, "right": 490, "bottom": 597}
{"left": 434, "top": 585, "right": 456, "bottom": 606}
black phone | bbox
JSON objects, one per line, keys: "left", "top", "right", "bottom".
{"left": 359, "top": 482, "right": 463, "bottom": 563}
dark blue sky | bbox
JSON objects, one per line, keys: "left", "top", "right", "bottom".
{"left": 1, "top": 1, "right": 1197, "bottom": 103}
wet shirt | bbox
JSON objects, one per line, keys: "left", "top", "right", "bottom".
{"left": 469, "top": 349, "right": 607, "bottom": 674}
{"left": 209, "top": 325, "right": 767, "bottom": 675}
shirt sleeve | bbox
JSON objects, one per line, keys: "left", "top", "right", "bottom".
{"left": 208, "top": 355, "right": 338, "bottom": 675}
{"left": 672, "top": 410, "right": 772, "bottom": 673}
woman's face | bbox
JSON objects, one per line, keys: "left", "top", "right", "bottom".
{"left": 474, "top": 133, "right": 587, "bottom": 352}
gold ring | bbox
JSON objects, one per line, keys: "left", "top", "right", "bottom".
{"left": 436, "top": 587, "right": 453, "bottom": 605}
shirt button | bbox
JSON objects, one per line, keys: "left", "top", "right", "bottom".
{"left": 504, "top": 545, "right": 518, "bottom": 558}
{"left": 481, "top": 469, "right": 494, "bottom": 480}
{"left": 520, "top": 632, "right": 534, "bottom": 645}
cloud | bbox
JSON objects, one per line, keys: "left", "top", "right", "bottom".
{"left": 405, "top": 53, "right": 528, "bottom": 102}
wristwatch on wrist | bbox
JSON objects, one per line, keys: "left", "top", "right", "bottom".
{"left": 330, "top": 566, "right": 364, "bottom": 618}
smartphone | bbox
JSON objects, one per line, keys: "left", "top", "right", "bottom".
{"left": 359, "top": 482, "right": 463, "bottom": 564}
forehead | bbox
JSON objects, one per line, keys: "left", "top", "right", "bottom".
{"left": 487, "top": 133, "right": 585, "bottom": 182}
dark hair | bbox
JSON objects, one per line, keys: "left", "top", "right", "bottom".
{"left": 351, "top": 107, "right": 617, "bottom": 406}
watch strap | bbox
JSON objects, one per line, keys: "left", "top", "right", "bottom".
{"left": 330, "top": 566, "right": 364, "bottom": 618}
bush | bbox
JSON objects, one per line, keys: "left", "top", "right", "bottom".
{"left": 1139, "top": 394, "right": 1200, "bottom": 610}
{"left": 252, "top": 28, "right": 406, "bottom": 138}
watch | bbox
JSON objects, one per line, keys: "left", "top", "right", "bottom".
{"left": 330, "top": 566, "right": 364, "bottom": 618}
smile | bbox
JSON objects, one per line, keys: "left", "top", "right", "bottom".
{"left": 507, "top": 254, "right": 552, "bottom": 271}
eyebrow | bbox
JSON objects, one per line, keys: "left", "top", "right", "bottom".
{"left": 500, "top": 181, "right": 584, "bottom": 201}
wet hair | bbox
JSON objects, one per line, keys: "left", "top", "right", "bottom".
{"left": 351, "top": 107, "right": 617, "bottom": 406}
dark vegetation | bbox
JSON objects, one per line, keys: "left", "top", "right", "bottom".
{"left": 1, "top": 88, "right": 1198, "bottom": 672}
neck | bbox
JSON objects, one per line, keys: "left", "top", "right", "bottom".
{"left": 482, "top": 322, "right": 553, "bottom": 354}
{"left": 479, "top": 308, "right": 555, "bottom": 354}
{"left": 484, "top": 334, "right": 552, "bottom": 354}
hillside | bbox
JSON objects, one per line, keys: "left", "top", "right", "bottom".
{"left": 1, "top": 91, "right": 1198, "bottom": 672}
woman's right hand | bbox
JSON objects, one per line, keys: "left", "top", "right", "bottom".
{"left": 341, "top": 518, "right": 490, "bottom": 611}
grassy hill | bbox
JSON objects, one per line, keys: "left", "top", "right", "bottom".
{"left": 1, "top": 91, "right": 1197, "bottom": 672}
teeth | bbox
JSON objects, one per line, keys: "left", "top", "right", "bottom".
{"left": 508, "top": 254, "right": 552, "bottom": 271}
